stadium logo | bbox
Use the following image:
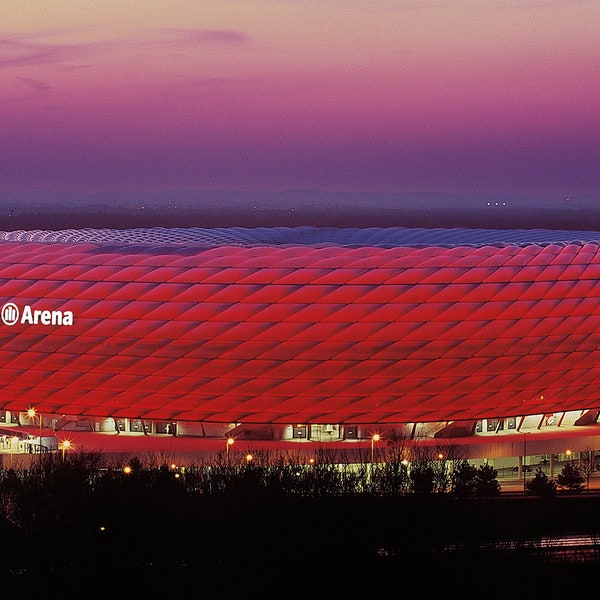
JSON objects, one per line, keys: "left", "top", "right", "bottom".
{"left": 1, "top": 302, "right": 74, "bottom": 327}
{"left": 1, "top": 302, "right": 19, "bottom": 326}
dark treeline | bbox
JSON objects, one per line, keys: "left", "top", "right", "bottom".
{"left": 2, "top": 450, "right": 600, "bottom": 595}
{"left": 4, "top": 205, "right": 599, "bottom": 231}
{"left": 1, "top": 191, "right": 599, "bottom": 231}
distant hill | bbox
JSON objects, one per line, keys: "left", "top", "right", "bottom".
{"left": 0, "top": 190, "right": 598, "bottom": 231}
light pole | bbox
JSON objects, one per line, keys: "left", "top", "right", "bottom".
{"left": 523, "top": 432, "right": 528, "bottom": 492}
{"left": 27, "top": 407, "right": 42, "bottom": 467}
{"left": 371, "top": 434, "right": 380, "bottom": 464}
{"left": 60, "top": 439, "right": 71, "bottom": 462}
{"left": 226, "top": 437, "right": 234, "bottom": 466}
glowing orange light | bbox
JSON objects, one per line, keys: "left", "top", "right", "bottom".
{"left": 60, "top": 439, "right": 72, "bottom": 461}
{"left": 371, "top": 433, "right": 381, "bottom": 463}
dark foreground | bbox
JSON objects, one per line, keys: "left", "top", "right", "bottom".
{"left": 3, "top": 491, "right": 600, "bottom": 597}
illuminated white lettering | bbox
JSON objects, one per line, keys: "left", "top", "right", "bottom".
{"left": 21, "top": 305, "right": 34, "bottom": 324}
{"left": 1, "top": 303, "right": 74, "bottom": 327}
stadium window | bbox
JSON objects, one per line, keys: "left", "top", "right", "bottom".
{"left": 487, "top": 419, "right": 504, "bottom": 432}
{"left": 292, "top": 425, "right": 307, "bottom": 438}
{"left": 344, "top": 425, "right": 358, "bottom": 439}
{"left": 156, "top": 422, "right": 175, "bottom": 434}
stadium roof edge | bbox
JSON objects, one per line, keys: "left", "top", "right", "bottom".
{"left": 2, "top": 226, "right": 600, "bottom": 248}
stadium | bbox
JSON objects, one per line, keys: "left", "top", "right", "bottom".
{"left": 2, "top": 225, "right": 600, "bottom": 469}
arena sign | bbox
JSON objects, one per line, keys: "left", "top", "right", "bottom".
{"left": 1, "top": 302, "right": 74, "bottom": 327}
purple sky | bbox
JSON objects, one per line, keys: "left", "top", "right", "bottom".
{"left": 1, "top": 1, "right": 599, "bottom": 200}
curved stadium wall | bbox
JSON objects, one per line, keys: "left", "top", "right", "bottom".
{"left": 1, "top": 226, "right": 599, "bottom": 429}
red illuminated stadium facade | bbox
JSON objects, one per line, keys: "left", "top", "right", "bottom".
{"left": 1, "top": 226, "right": 600, "bottom": 455}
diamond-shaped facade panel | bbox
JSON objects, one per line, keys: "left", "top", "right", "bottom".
{"left": 1, "top": 226, "right": 600, "bottom": 424}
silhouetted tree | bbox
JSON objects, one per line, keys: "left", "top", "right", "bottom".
{"left": 450, "top": 461, "right": 500, "bottom": 497}
{"left": 527, "top": 469, "right": 557, "bottom": 498}
{"left": 557, "top": 461, "right": 585, "bottom": 492}
{"left": 408, "top": 461, "right": 435, "bottom": 495}
{"left": 451, "top": 460, "right": 479, "bottom": 497}
{"left": 475, "top": 463, "right": 501, "bottom": 497}
{"left": 579, "top": 449, "right": 596, "bottom": 490}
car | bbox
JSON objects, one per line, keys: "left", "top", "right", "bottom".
{"left": 512, "top": 465, "right": 532, "bottom": 472}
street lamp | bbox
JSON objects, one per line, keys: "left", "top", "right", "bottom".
{"left": 371, "top": 434, "right": 381, "bottom": 464}
{"left": 226, "top": 437, "right": 234, "bottom": 465}
{"left": 523, "top": 432, "right": 528, "bottom": 492}
{"left": 245, "top": 453, "right": 253, "bottom": 464}
{"left": 60, "top": 439, "right": 72, "bottom": 462}
{"left": 27, "top": 407, "right": 43, "bottom": 466}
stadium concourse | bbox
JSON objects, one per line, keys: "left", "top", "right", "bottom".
{"left": 2, "top": 225, "right": 600, "bottom": 471}
{"left": 3, "top": 419, "right": 600, "bottom": 489}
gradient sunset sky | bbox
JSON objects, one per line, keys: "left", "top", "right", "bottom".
{"left": 1, "top": 1, "right": 599, "bottom": 200}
